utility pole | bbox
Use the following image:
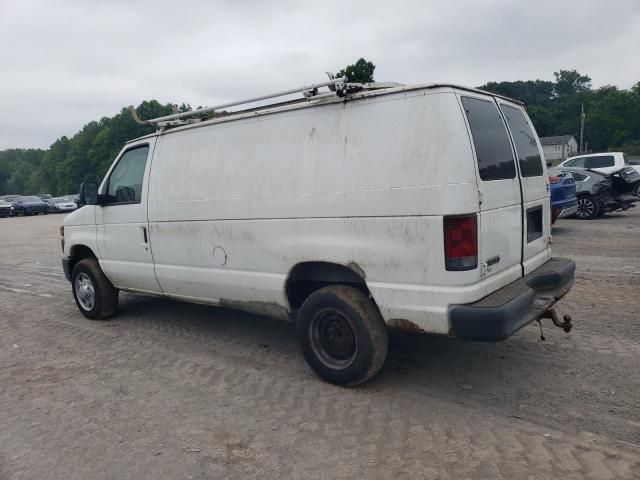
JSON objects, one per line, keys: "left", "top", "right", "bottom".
{"left": 579, "top": 103, "right": 585, "bottom": 153}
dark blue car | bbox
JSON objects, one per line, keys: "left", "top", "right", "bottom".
{"left": 549, "top": 175, "right": 578, "bottom": 224}
{"left": 12, "top": 196, "right": 49, "bottom": 216}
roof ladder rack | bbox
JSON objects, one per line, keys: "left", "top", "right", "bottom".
{"left": 131, "top": 76, "right": 351, "bottom": 129}
{"left": 129, "top": 75, "right": 404, "bottom": 129}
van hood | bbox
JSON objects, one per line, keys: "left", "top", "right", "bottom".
{"left": 63, "top": 206, "right": 94, "bottom": 226}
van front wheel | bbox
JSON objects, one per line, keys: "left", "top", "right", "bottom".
{"left": 297, "top": 285, "right": 388, "bottom": 386}
{"left": 71, "top": 258, "right": 119, "bottom": 320}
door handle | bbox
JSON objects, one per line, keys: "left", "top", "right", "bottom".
{"left": 141, "top": 226, "right": 148, "bottom": 248}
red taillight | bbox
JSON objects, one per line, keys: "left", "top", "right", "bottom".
{"left": 548, "top": 176, "right": 560, "bottom": 184}
{"left": 443, "top": 215, "right": 478, "bottom": 271}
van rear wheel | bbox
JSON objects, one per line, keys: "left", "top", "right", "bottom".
{"left": 71, "top": 258, "right": 119, "bottom": 320}
{"left": 297, "top": 285, "right": 388, "bottom": 386}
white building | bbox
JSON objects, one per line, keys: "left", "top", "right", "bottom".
{"left": 540, "top": 135, "right": 578, "bottom": 165}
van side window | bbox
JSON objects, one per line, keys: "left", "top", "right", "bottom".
{"left": 585, "top": 155, "right": 615, "bottom": 169}
{"left": 461, "top": 97, "right": 516, "bottom": 181}
{"left": 500, "top": 105, "right": 543, "bottom": 177}
{"left": 105, "top": 145, "right": 149, "bottom": 204}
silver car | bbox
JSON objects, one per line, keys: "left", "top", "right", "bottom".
{"left": 52, "top": 196, "right": 79, "bottom": 213}
{"left": 0, "top": 199, "right": 14, "bottom": 217}
{"left": 552, "top": 167, "right": 639, "bottom": 219}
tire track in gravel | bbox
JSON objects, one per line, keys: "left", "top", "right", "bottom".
{"left": 2, "top": 283, "right": 639, "bottom": 445}
{"left": 2, "top": 290, "right": 639, "bottom": 479}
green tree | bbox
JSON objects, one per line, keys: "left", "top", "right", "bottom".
{"left": 0, "top": 100, "right": 174, "bottom": 196}
{"left": 553, "top": 69, "right": 591, "bottom": 97}
{"left": 336, "top": 58, "right": 375, "bottom": 83}
{"left": 6, "top": 160, "right": 32, "bottom": 194}
{"left": 479, "top": 70, "right": 638, "bottom": 152}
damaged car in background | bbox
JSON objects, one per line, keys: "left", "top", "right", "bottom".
{"left": 553, "top": 166, "right": 640, "bottom": 220}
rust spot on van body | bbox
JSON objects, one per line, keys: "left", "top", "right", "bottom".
{"left": 388, "top": 318, "right": 425, "bottom": 333}
{"left": 219, "top": 299, "right": 292, "bottom": 322}
{"left": 346, "top": 262, "right": 366, "bottom": 280}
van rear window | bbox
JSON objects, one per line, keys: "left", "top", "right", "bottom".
{"left": 461, "top": 97, "right": 516, "bottom": 181}
{"left": 500, "top": 105, "right": 544, "bottom": 177}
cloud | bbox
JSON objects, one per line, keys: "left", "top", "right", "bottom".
{"left": 1, "top": 0, "right": 638, "bottom": 149}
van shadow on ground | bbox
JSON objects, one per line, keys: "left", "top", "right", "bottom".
{"left": 112, "top": 293, "right": 564, "bottom": 399}
{"left": 103, "top": 292, "right": 638, "bottom": 444}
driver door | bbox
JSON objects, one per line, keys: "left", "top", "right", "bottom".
{"left": 96, "top": 140, "right": 162, "bottom": 293}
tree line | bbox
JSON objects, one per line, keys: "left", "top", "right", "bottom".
{"left": 0, "top": 101, "right": 174, "bottom": 196}
{"left": 1, "top": 64, "right": 638, "bottom": 196}
{"left": 479, "top": 70, "right": 640, "bottom": 154}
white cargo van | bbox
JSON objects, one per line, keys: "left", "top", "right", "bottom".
{"left": 61, "top": 78, "right": 575, "bottom": 385}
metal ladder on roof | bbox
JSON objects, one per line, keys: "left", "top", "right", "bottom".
{"left": 130, "top": 74, "right": 402, "bottom": 129}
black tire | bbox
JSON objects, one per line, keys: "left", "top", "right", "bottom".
{"left": 634, "top": 183, "right": 640, "bottom": 198}
{"left": 71, "top": 258, "right": 119, "bottom": 320}
{"left": 575, "top": 195, "right": 599, "bottom": 220}
{"left": 297, "top": 285, "right": 388, "bottom": 386}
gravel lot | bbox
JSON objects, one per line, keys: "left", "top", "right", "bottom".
{"left": 1, "top": 212, "right": 639, "bottom": 479}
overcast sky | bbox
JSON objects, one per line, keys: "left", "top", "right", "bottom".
{"left": 1, "top": 0, "right": 638, "bottom": 150}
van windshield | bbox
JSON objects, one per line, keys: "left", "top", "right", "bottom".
{"left": 500, "top": 105, "right": 544, "bottom": 177}
{"left": 461, "top": 96, "right": 516, "bottom": 181}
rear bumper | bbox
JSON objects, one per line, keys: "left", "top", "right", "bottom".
{"left": 449, "top": 257, "right": 575, "bottom": 341}
{"left": 554, "top": 200, "right": 578, "bottom": 220}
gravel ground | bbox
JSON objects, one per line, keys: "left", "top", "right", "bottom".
{"left": 0, "top": 211, "right": 639, "bottom": 479}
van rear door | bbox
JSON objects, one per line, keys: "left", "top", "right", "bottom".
{"left": 459, "top": 94, "right": 523, "bottom": 283}
{"left": 497, "top": 101, "right": 551, "bottom": 274}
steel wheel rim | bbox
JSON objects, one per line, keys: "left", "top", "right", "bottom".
{"left": 310, "top": 308, "right": 357, "bottom": 370}
{"left": 576, "top": 198, "right": 595, "bottom": 218}
{"left": 75, "top": 272, "right": 95, "bottom": 311}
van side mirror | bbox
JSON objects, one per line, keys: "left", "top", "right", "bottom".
{"left": 79, "top": 182, "right": 99, "bottom": 205}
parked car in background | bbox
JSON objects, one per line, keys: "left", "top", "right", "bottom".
{"left": 52, "top": 196, "right": 78, "bottom": 213}
{"left": 549, "top": 174, "right": 578, "bottom": 224}
{"left": 12, "top": 196, "right": 49, "bottom": 216}
{"left": 0, "top": 195, "right": 20, "bottom": 203}
{"left": 552, "top": 167, "right": 640, "bottom": 219}
{"left": 557, "top": 152, "right": 640, "bottom": 196}
{"left": 0, "top": 199, "right": 15, "bottom": 217}
{"left": 38, "top": 194, "right": 56, "bottom": 211}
